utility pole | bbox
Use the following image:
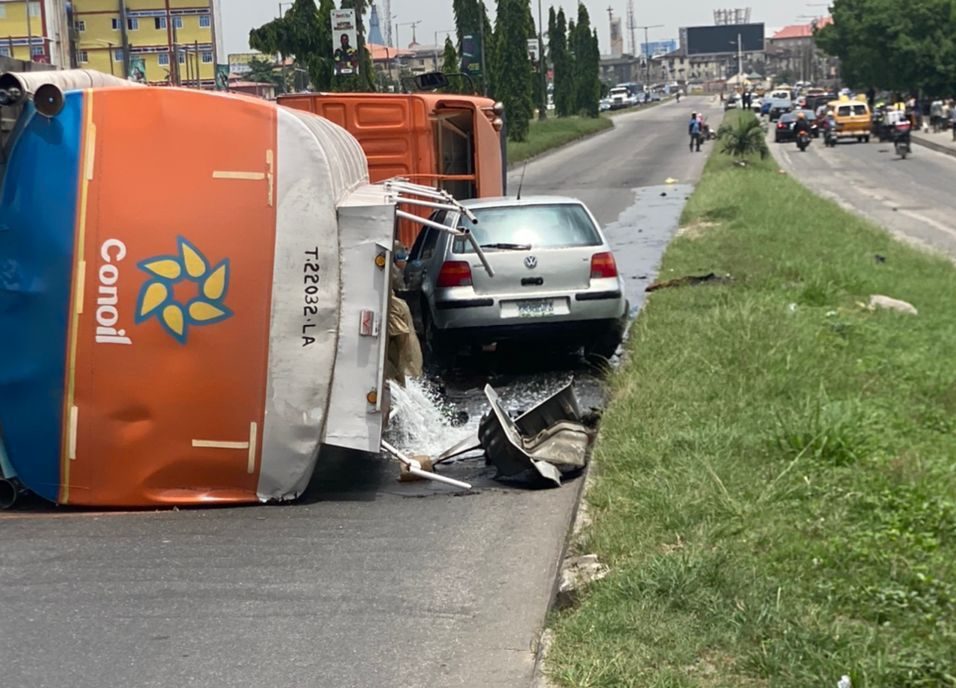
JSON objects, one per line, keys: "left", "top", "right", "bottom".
{"left": 636, "top": 24, "right": 662, "bottom": 87}
{"left": 23, "top": 0, "right": 33, "bottom": 62}
{"left": 478, "top": 16, "right": 487, "bottom": 96}
{"left": 118, "top": 0, "right": 130, "bottom": 77}
{"left": 626, "top": 0, "right": 636, "bottom": 56}
{"left": 537, "top": 0, "right": 546, "bottom": 120}
{"left": 737, "top": 32, "right": 743, "bottom": 82}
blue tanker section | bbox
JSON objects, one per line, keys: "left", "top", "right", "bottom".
{"left": 0, "top": 94, "right": 83, "bottom": 501}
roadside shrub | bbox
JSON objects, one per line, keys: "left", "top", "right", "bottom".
{"left": 717, "top": 112, "right": 769, "bottom": 160}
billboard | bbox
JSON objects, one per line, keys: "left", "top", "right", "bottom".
{"left": 129, "top": 56, "right": 147, "bottom": 83}
{"left": 684, "top": 23, "right": 764, "bottom": 55}
{"left": 527, "top": 38, "right": 540, "bottom": 67}
{"left": 228, "top": 52, "right": 272, "bottom": 75}
{"left": 331, "top": 8, "right": 359, "bottom": 75}
{"left": 461, "top": 34, "right": 483, "bottom": 77}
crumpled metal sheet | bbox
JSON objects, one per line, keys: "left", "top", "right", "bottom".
{"left": 478, "top": 383, "right": 592, "bottom": 488}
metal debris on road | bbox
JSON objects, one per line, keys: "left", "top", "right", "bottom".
{"left": 478, "top": 383, "right": 593, "bottom": 488}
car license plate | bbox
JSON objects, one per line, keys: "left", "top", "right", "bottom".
{"left": 516, "top": 299, "right": 555, "bottom": 318}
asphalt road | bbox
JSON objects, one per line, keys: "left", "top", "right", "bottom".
{"left": 0, "top": 96, "right": 720, "bottom": 688}
{"left": 773, "top": 130, "right": 956, "bottom": 259}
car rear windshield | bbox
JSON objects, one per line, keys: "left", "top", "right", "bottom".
{"left": 453, "top": 204, "right": 601, "bottom": 253}
{"left": 853, "top": 104, "right": 867, "bottom": 115}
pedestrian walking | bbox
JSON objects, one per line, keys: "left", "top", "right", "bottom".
{"left": 688, "top": 112, "right": 702, "bottom": 153}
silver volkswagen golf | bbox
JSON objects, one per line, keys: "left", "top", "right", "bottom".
{"left": 402, "top": 196, "right": 628, "bottom": 360}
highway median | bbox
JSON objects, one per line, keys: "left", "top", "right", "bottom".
{"left": 546, "top": 111, "right": 956, "bottom": 686}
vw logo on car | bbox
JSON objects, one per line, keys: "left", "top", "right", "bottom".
{"left": 524, "top": 255, "right": 538, "bottom": 269}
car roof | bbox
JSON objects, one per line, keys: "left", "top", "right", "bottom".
{"left": 458, "top": 196, "right": 588, "bottom": 210}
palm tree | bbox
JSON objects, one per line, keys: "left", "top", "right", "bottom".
{"left": 717, "top": 113, "right": 769, "bottom": 160}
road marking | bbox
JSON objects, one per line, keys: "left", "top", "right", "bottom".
{"left": 898, "top": 209, "right": 956, "bottom": 240}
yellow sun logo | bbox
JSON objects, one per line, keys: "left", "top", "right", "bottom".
{"left": 135, "top": 237, "right": 232, "bottom": 344}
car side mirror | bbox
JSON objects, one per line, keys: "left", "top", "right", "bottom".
{"left": 413, "top": 72, "right": 448, "bottom": 91}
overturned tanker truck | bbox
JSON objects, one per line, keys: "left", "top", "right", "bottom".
{"left": 0, "top": 70, "right": 488, "bottom": 508}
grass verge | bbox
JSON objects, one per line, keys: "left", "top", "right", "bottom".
{"left": 547, "top": 111, "right": 956, "bottom": 687}
{"left": 507, "top": 116, "right": 613, "bottom": 166}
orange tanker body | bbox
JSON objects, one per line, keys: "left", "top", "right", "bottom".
{"left": 278, "top": 92, "right": 505, "bottom": 247}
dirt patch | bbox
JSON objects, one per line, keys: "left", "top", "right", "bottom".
{"left": 677, "top": 220, "right": 720, "bottom": 239}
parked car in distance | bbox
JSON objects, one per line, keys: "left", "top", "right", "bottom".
{"left": 403, "top": 197, "right": 629, "bottom": 360}
{"left": 724, "top": 94, "right": 739, "bottom": 110}
{"left": 599, "top": 97, "right": 611, "bottom": 112}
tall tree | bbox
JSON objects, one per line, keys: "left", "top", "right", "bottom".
{"left": 441, "top": 36, "right": 464, "bottom": 93}
{"left": 816, "top": 0, "right": 956, "bottom": 96}
{"left": 493, "top": 0, "right": 534, "bottom": 140}
{"left": 548, "top": 6, "right": 573, "bottom": 117}
{"left": 246, "top": 56, "right": 285, "bottom": 93}
{"left": 453, "top": 0, "right": 494, "bottom": 95}
{"left": 571, "top": 3, "right": 599, "bottom": 116}
{"left": 249, "top": 0, "right": 334, "bottom": 91}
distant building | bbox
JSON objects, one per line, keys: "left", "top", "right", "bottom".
{"left": 72, "top": 0, "right": 222, "bottom": 87}
{"left": 0, "top": 0, "right": 71, "bottom": 66}
{"left": 765, "top": 18, "right": 837, "bottom": 84}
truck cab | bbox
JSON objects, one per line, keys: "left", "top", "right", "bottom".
{"left": 278, "top": 92, "right": 505, "bottom": 247}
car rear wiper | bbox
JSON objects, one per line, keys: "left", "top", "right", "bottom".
{"left": 479, "top": 243, "right": 532, "bottom": 250}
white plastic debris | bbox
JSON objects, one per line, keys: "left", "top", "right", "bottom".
{"left": 838, "top": 675, "right": 852, "bottom": 688}
{"left": 868, "top": 294, "right": 918, "bottom": 316}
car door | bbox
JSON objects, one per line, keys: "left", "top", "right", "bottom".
{"left": 403, "top": 212, "right": 447, "bottom": 333}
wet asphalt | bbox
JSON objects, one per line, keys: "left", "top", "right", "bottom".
{"left": 0, "top": 97, "right": 721, "bottom": 688}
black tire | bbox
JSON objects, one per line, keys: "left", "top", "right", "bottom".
{"left": 586, "top": 310, "right": 628, "bottom": 360}
{"left": 864, "top": 135, "right": 870, "bottom": 143}
{"left": 423, "top": 310, "right": 455, "bottom": 369}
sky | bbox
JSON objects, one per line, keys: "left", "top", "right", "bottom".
{"left": 218, "top": 1, "right": 824, "bottom": 57}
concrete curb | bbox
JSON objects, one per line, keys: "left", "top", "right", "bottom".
{"left": 911, "top": 134, "right": 956, "bottom": 158}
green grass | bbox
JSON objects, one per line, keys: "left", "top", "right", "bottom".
{"left": 507, "top": 116, "right": 613, "bottom": 165}
{"left": 547, "top": 111, "right": 956, "bottom": 687}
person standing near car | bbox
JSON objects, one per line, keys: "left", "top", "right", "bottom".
{"left": 688, "top": 112, "right": 702, "bottom": 152}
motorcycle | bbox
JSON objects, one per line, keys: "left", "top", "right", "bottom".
{"left": 796, "top": 130, "right": 811, "bottom": 152}
{"left": 893, "top": 120, "right": 912, "bottom": 159}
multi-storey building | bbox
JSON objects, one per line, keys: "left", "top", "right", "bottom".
{"left": 73, "top": 0, "right": 221, "bottom": 87}
{"left": 0, "top": 0, "right": 71, "bottom": 66}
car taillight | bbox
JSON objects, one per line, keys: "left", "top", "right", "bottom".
{"left": 590, "top": 252, "right": 618, "bottom": 279}
{"left": 777, "top": 122, "right": 785, "bottom": 129}
{"left": 436, "top": 260, "right": 473, "bottom": 288}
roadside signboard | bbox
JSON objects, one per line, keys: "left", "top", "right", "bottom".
{"left": 331, "top": 9, "right": 359, "bottom": 75}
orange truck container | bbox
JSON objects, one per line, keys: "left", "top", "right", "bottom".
{"left": 278, "top": 92, "right": 506, "bottom": 247}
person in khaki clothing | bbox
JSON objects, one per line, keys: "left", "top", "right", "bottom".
{"left": 385, "top": 251, "right": 423, "bottom": 384}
